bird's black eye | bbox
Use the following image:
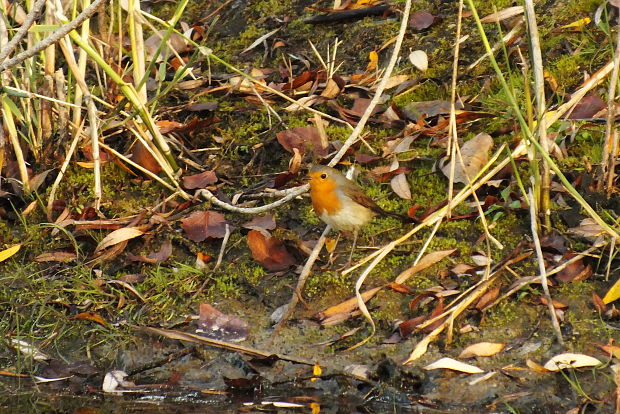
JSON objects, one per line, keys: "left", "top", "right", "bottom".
{"left": 320, "top": 173, "right": 327, "bottom": 179}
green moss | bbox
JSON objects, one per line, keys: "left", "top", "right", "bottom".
{"left": 393, "top": 81, "right": 447, "bottom": 107}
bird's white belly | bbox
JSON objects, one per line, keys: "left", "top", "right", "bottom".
{"left": 319, "top": 201, "right": 374, "bottom": 232}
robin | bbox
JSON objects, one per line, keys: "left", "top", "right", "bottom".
{"left": 308, "top": 165, "right": 407, "bottom": 262}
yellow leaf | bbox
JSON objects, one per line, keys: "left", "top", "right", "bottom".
{"left": 603, "top": 277, "right": 620, "bottom": 304}
{"left": 367, "top": 50, "right": 378, "bottom": 71}
{"left": 0, "top": 244, "right": 21, "bottom": 262}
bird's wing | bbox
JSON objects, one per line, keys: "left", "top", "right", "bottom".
{"left": 342, "top": 184, "right": 382, "bottom": 213}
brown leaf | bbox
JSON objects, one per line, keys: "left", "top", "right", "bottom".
{"left": 316, "top": 285, "right": 384, "bottom": 322}
{"left": 128, "top": 240, "right": 173, "bottom": 264}
{"left": 181, "top": 211, "right": 228, "bottom": 242}
{"left": 73, "top": 312, "right": 109, "bottom": 328}
{"left": 555, "top": 254, "right": 592, "bottom": 283}
{"left": 409, "top": 10, "right": 436, "bottom": 30}
{"left": 242, "top": 214, "right": 277, "bottom": 231}
{"left": 475, "top": 285, "right": 500, "bottom": 311}
{"left": 567, "top": 95, "right": 606, "bottom": 119}
{"left": 276, "top": 126, "right": 328, "bottom": 156}
{"left": 394, "top": 249, "right": 456, "bottom": 284}
{"left": 182, "top": 170, "right": 218, "bottom": 189}
{"left": 34, "top": 251, "right": 76, "bottom": 262}
{"left": 592, "top": 293, "right": 607, "bottom": 314}
{"left": 247, "top": 230, "right": 295, "bottom": 271}
{"left": 196, "top": 303, "right": 249, "bottom": 342}
{"left": 130, "top": 141, "right": 162, "bottom": 174}
{"left": 538, "top": 296, "right": 568, "bottom": 309}
{"left": 399, "top": 315, "right": 427, "bottom": 337}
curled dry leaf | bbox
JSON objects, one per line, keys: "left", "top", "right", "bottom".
{"left": 458, "top": 342, "right": 506, "bottom": 358}
{"left": 423, "top": 357, "right": 484, "bottom": 374}
{"left": 95, "top": 228, "right": 144, "bottom": 253}
{"left": 180, "top": 211, "right": 228, "bottom": 242}
{"left": 543, "top": 353, "right": 601, "bottom": 371}
{"left": 408, "top": 50, "right": 428, "bottom": 72}
{"left": 247, "top": 230, "right": 295, "bottom": 271}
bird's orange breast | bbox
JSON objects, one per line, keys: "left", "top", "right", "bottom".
{"left": 310, "top": 178, "right": 342, "bottom": 215}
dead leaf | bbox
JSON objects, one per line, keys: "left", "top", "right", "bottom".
{"left": 568, "top": 218, "right": 605, "bottom": 240}
{"left": 525, "top": 359, "right": 549, "bottom": 373}
{"left": 0, "top": 244, "right": 21, "bottom": 262}
{"left": 567, "top": 95, "right": 606, "bottom": 119}
{"left": 130, "top": 141, "right": 162, "bottom": 174}
{"left": 603, "top": 277, "right": 620, "bottom": 304}
{"left": 439, "top": 132, "right": 494, "bottom": 184}
{"left": 247, "top": 230, "right": 295, "bottom": 271}
{"left": 95, "top": 228, "right": 144, "bottom": 253}
{"left": 34, "top": 251, "right": 76, "bottom": 262}
{"left": 276, "top": 126, "right": 328, "bottom": 156}
{"left": 182, "top": 170, "right": 218, "bottom": 189}
{"left": 74, "top": 311, "right": 110, "bottom": 328}
{"left": 390, "top": 173, "right": 411, "bottom": 200}
{"left": 555, "top": 254, "right": 592, "bottom": 283}
{"left": 127, "top": 240, "right": 172, "bottom": 264}
{"left": 394, "top": 249, "right": 456, "bottom": 284}
{"left": 543, "top": 353, "right": 601, "bottom": 371}
{"left": 180, "top": 211, "right": 228, "bottom": 242}
{"left": 475, "top": 285, "right": 500, "bottom": 311}
{"left": 196, "top": 303, "right": 249, "bottom": 342}
{"left": 408, "top": 50, "right": 428, "bottom": 72}
{"left": 409, "top": 10, "right": 436, "bottom": 30}
{"left": 367, "top": 50, "right": 378, "bottom": 71}
{"left": 316, "top": 285, "right": 384, "bottom": 322}
{"left": 242, "top": 214, "right": 276, "bottom": 231}
{"left": 459, "top": 342, "right": 506, "bottom": 358}
{"left": 423, "top": 357, "right": 484, "bottom": 374}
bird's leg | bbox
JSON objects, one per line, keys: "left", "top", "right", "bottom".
{"left": 347, "top": 229, "right": 359, "bottom": 266}
{"left": 327, "top": 232, "right": 341, "bottom": 266}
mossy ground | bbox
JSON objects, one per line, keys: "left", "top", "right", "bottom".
{"left": 1, "top": 0, "right": 619, "bottom": 410}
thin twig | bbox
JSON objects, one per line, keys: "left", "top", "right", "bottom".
{"left": 528, "top": 188, "right": 564, "bottom": 346}
{"left": 0, "top": 0, "right": 47, "bottom": 63}
{"left": 0, "top": 0, "right": 108, "bottom": 73}
{"left": 525, "top": 0, "right": 551, "bottom": 230}
{"left": 271, "top": 225, "right": 331, "bottom": 337}
{"left": 601, "top": 7, "right": 620, "bottom": 193}
{"left": 198, "top": 185, "right": 308, "bottom": 215}
{"left": 328, "top": 0, "right": 412, "bottom": 166}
